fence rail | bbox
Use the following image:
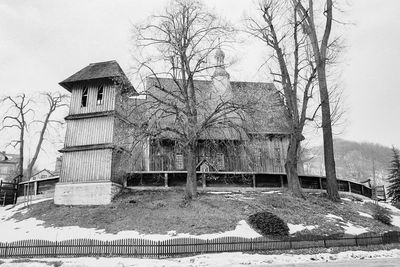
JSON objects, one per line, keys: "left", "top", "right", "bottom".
{"left": 0, "top": 232, "right": 399, "bottom": 258}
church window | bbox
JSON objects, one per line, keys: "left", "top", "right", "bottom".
{"left": 81, "top": 87, "right": 88, "bottom": 107}
{"left": 216, "top": 153, "right": 225, "bottom": 170}
{"left": 97, "top": 85, "right": 104, "bottom": 105}
{"left": 175, "top": 153, "right": 184, "bottom": 170}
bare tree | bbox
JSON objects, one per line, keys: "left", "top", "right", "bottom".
{"left": 246, "top": 1, "right": 318, "bottom": 198}
{"left": 293, "top": 0, "right": 340, "bottom": 201}
{"left": 25, "top": 92, "right": 68, "bottom": 179}
{"left": 0, "top": 94, "right": 33, "bottom": 182}
{"left": 130, "top": 0, "right": 253, "bottom": 199}
{"left": 1, "top": 92, "right": 68, "bottom": 182}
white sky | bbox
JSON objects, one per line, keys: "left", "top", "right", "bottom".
{"left": 0, "top": 0, "right": 399, "bottom": 169}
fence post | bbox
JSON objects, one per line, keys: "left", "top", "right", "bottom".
{"left": 157, "top": 241, "right": 160, "bottom": 259}
{"left": 250, "top": 238, "right": 253, "bottom": 251}
{"left": 54, "top": 240, "right": 58, "bottom": 257}
{"left": 5, "top": 242, "right": 8, "bottom": 258}
{"left": 289, "top": 238, "right": 292, "bottom": 249}
{"left": 355, "top": 235, "right": 358, "bottom": 246}
{"left": 323, "top": 238, "right": 326, "bottom": 248}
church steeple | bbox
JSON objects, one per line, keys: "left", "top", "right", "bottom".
{"left": 212, "top": 46, "right": 230, "bottom": 79}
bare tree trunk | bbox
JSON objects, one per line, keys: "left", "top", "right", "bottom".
{"left": 285, "top": 133, "right": 303, "bottom": 197}
{"left": 317, "top": 65, "right": 340, "bottom": 201}
{"left": 185, "top": 140, "right": 197, "bottom": 199}
{"left": 18, "top": 128, "right": 24, "bottom": 183}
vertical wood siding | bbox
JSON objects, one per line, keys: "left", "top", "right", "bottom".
{"left": 69, "top": 84, "right": 116, "bottom": 115}
{"left": 65, "top": 117, "right": 114, "bottom": 147}
{"left": 60, "top": 150, "right": 112, "bottom": 183}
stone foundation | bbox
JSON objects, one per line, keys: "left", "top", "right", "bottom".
{"left": 54, "top": 182, "right": 122, "bottom": 205}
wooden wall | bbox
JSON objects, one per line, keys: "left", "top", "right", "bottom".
{"left": 60, "top": 149, "right": 112, "bottom": 183}
{"left": 65, "top": 117, "right": 114, "bottom": 147}
{"left": 69, "top": 83, "right": 116, "bottom": 115}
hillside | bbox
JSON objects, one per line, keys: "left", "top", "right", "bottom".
{"left": 3, "top": 189, "right": 400, "bottom": 242}
{"left": 305, "top": 139, "right": 393, "bottom": 186}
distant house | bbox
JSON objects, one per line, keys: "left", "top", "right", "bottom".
{"left": 0, "top": 152, "right": 19, "bottom": 182}
{"left": 30, "top": 169, "right": 54, "bottom": 181}
{"left": 19, "top": 169, "right": 59, "bottom": 198}
{"left": 54, "top": 48, "right": 294, "bottom": 205}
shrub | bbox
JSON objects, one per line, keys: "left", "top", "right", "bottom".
{"left": 372, "top": 204, "right": 392, "bottom": 225}
{"left": 248, "top": 211, "right": 289, "bottom": 237}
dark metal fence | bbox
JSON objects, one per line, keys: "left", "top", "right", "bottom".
{"left": 0, "top": 231, "right": 399, "bottom": 258}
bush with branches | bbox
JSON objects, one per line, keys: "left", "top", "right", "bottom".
{"left": 372, "top": 204, "right": 392, "bottom": 225}
{"left": 248, "top": 211, "right": 289, "bottom": 237}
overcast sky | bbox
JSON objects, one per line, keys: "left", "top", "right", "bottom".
{"left": 1, "top": 0, "right": 399, "bottom": 170}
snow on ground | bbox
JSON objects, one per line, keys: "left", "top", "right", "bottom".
{"left": 343, "top": 222, "right": 369, "bottom": 235}
{"left": 287, "top": 223, "right": 317, "bottom": 234}
{"left": 0, "top": 200, "right": 261, "bottom": 242}
{"left": 326, "top": 213, "right": 344, "bottom": 221}
{"left": 261, "top": 190, "right": 281, "bottom": 194}
{"left": 358, "top": 211, "right": 373, "bottom": 218}
{"left": 207, "top": 191, "right": 232, "bottom": 195}
{"left": 342, "top": 197, "right": 352, "bottom": 202}
{"left": 378, "top": 202, "right": 400, "bottom": 228}
{"left": 1, "top": 249, "right": 400, "bottom": 267}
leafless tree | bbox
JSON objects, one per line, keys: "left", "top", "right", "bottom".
{"left": 0, "top": 94, "right": 33, "bottom": 182}
{"left": 246, "top": 0, "right": 318, "bottom": 198}
{"left": 129, "top": 0, "right": 255, "bottom": 199}
{"left": 25, "top": 92, "right": 68, "bottom": 179}
{"left": 293, "top": 0, "right": 340, "bottom": 201}
{"left": 1, "top": 92, "right": 68, "bottom": 182}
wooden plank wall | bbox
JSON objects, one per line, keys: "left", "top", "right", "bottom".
{"left": 69, "top": 84, "right": 116, "bottom": 115}
{"left": 60, "top": 150, "right": 112, "bottom": 183}
{"left": 65, "top": 117, "right": 114, "bottom": 147}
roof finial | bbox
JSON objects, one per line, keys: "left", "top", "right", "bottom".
{"left": 213, "top": 41, "right": 229, "bottom": 79}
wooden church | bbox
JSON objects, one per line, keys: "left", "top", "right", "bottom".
{"left": 55, "top": 49, "right": 292, "bottom": 205}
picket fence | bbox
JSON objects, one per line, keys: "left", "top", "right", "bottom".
{"left": 0, "top": 232, "right": 399, "bottom": 258}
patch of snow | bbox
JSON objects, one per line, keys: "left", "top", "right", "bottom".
{"left": 2, "top": 249, "right": 400, "bottom": 266}
{"left": 341, "top": 197, "right": 352, "bottom": 202}
{"left": 358, "top": 211, "right": 373, "bottom": 218}
{"left": 207, "top": 191, "right": 232, "bottom": 194}
{"left": 326, "top": 213, "right": 344, "bottom": 221}
{"left": 377, "top": 202, "right": 400, "bottom": 228}
{"left": 343, "top": 222, "right": 369, "bottom": 235}
{"left": 261, "top": 190, "right": 281, "bottom": 194}
{"left": 287, "top": 223, "right": 317, "bottom": 234}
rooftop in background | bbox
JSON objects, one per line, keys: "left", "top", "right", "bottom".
{"left": 0, "top": 152, "right": 19, "bottom": 164}
{"left": 59, "top": 60, "right": 137, "bottom": 94}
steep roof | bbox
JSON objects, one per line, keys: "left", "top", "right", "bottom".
{"left": 59, "top": 60, "right": 137, "bottom": 94}
{"left": 0, "top": 152, "right": 19, "bottom": 164}
{"left": 142, "top": 77, "right": 289, "bottom": 140}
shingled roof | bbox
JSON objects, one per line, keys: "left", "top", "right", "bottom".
{"left": 59, "top": 60, "right": 136, "bottom": 93}
{"left": 143, "top": 77, "right": 289, "bottom": 140}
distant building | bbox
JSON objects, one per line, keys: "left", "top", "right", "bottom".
{"left": 54, "top": 156, "right": 62, "bottom": 175}
{"left": 30, "top": 169, "right": 55, "bottom": 181}
{"left": 0, "top": 151, "right": 19, "bottom": 182}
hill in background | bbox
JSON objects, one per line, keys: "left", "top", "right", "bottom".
{"left": 304, "top": 139, "right": 394, "bottom": 187}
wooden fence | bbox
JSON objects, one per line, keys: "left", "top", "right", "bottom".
{"left": 0, "top": 232, "right": 399, "bottom": 258}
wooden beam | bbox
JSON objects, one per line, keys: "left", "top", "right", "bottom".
{"left": 252, "top": 174, "right": 256, "bottom": 189}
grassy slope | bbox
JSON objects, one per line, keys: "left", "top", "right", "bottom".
{"left": 11, "top": 189, "right": 400, "bottom": 236}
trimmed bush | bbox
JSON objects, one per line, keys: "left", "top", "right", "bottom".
{"left": 248, "top": 211, "right": 289, "bottom": 237}
{"left": 372, "top": 204, "right": 392, "bottom": 225}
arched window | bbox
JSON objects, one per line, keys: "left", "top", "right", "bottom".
{"left": 97, "top": 85, "right": 104, "bottom": 105}
{"left": 81, "top": 86, "right": 88, "bottom": 107}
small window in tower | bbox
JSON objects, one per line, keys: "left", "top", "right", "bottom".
{"left": 97, "top": 85, "right": 104, "bottom": 105}
{"left": 81, "top": 86, "right": 88, "bottom": 107}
